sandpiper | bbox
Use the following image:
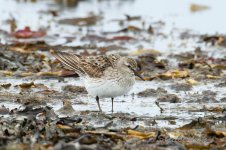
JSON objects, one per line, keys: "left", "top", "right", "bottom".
{"left": 53, "top": 52, "right": 144, "bottom": 112}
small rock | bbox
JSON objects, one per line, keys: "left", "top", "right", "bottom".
{"left": 196, "top": 90, "right": 218, "bottom": 103}
{"left": 57, "top": 99, "right": 75, "bottom": 115}
{"left": 186, "top": 91, "right": 219, "bottom": 103}
{"left": 215, "top": 81, "right": 226, "bottom": 87}
{"left": 220, "top": 97, "right": 226, "bottom": 102}
{"left": 171, "top": 83, "right": 192, "bottom": 91}
{"left": 137, "top": 88, "right": 167, "bottom": 97}
{"left": 157, "top": 94, "right": 180, "bottom": 103}
{"left": 0, "top": 83, "right": 11, "bottom": 89}
{"left": 202, "top": 90, "right": 217, "bottom": 96}
{"left": 62, "top": 85, "right": 87, "bottom": 94}
{"left": 198, "top": 96, "right": 218, "bottom": 103}
{"left": 0, "top": 105, "right": 9, "bottom": 115}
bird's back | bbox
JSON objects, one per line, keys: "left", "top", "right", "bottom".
{"left": 53, "top": 52, "right": 121, "bottom": 78}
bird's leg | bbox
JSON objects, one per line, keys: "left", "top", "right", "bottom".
{"left": 96, "top": 96, "right": 102, "bottom": 112}
{"left": 111, "top": 97, "right": 114, "bottom": 112}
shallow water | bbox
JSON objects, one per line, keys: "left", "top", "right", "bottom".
{"left": 0, "top": 77, "right": 225, "bottom": 128}
{"left": 0, "top": 0, "right": 226, "bottom": 129}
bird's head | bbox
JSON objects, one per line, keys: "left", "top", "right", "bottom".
{"left": 120, "top": 57, "right": 145, "bottom": 81}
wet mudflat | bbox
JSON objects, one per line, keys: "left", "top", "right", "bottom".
{"left": 0, "top": 0, "right": 226, "bottom": 149}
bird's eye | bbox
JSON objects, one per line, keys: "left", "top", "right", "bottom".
{"left": 128, "top": 65, "right": 133, "bottom": 70}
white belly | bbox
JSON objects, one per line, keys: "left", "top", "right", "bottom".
{"left": 83, "top": 77, "right": 135, "bottom": 98}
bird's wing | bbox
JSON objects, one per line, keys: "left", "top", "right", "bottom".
{"left": 53, "top": 52, "right": 120, "bottom": 78}
{"left": 78, "top": 55, "right": 114, "bottom": 78}
{"left": 53, "top": 52, "right": 86, "bottom": 75}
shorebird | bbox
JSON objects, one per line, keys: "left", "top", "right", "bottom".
{"left": 53, "top": 52, "right": 144, "bottom": 112}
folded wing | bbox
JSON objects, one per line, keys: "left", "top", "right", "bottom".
{"left": 53, "top": 52, "right": 118, "bottom": 78}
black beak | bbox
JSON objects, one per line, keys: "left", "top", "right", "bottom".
{"left": 133, "top": 69, "right": 145, "bottom": 81}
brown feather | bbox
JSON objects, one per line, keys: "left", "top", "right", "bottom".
{"left": 53, "top": 52, "right": 85, "bottom": 75}
{"left": 53, "top": 52, "right": 120, "bottom": 78}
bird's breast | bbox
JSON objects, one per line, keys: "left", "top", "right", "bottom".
{"left": 83, "top": 71, "right": 135, "bottom": 98}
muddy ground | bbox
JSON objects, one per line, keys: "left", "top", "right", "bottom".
{"left": 0, "top": 0, "right": 225, "bottom": 149}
